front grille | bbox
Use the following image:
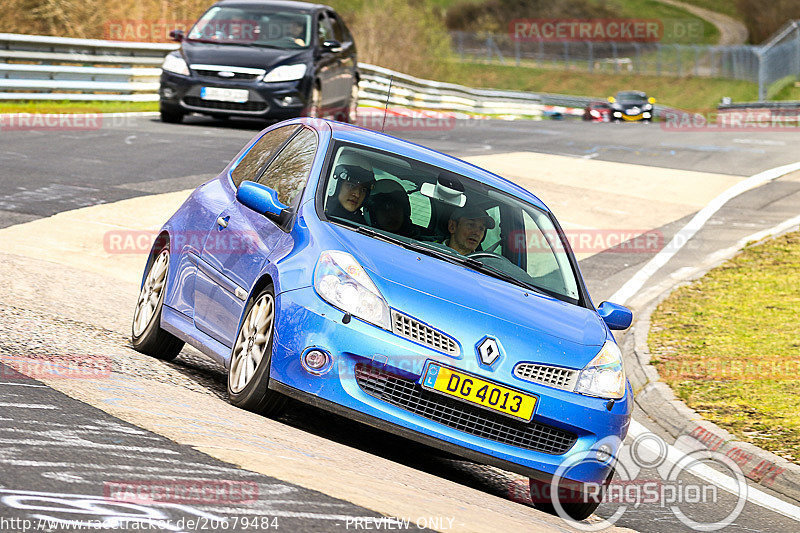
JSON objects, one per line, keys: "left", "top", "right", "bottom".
{"left": 183, "top": 96, "right": 267, "bottom": 112}
{"left": 193, "top": 69, "right": 261, "bottom": 81}
{"left": 514, "top": 363, "right": 579, "bottom": 391}
{"left": 391, "top": 310, "right": 459, "bottom": 356}
{"left": 355, "top": 364, "right": 577, "bottom": 455}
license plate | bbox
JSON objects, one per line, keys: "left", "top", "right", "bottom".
{"left": 200, "top": 87, "right": 248, "bottom": 103}
{"left": 423, "top": 363, "right": 537, "bottom": 421}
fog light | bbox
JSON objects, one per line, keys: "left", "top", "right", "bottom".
{"left": 162, "top": 87, "right": 176, "bottom": 99}
{"left": 279, "top": 95, "right": 301, "bottom": 107}
{"left": 302, "top": 348, "right": 330, "bottom": 373}
{"left": 596, "top": 444, "right": 614, "bottom": 463}
{"left": 613, "top": 112, "right": 622, "bottom": 118}
{"left": 643, "top": 112, "right": 652, "bottom": 119}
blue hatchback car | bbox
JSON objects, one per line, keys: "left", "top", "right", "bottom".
{"left": 132, "top": 118, "right": 633, "bottom": 520}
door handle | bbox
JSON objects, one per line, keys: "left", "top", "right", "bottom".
{"left": 217, "top": 216, "right": 229, "bottom": 228}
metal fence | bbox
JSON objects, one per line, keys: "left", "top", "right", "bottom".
{"left": 451, "top": 24, "right": 800, "bottom": 100}
{"left": 0, "top": 32, "right": 601, "bottom": 117}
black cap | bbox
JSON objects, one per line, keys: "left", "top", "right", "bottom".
{"left": 334, "top": 164, "right": 375, "bottom": 187}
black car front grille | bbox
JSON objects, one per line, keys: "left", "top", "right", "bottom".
{"left": 183, "top": 96, "right": 267, "bottom": 112}
{"left": 194, "top": 70, "right": 260, "bottom": 81}
{"left": 355, "top": 364, "right": 577, "bottom": 455}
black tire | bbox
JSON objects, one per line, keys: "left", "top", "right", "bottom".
{"left": 131, "top": 246, "right": 184, "bottom": 360}
{"left": 160, "top": 106, "right": 184, "bottom": 124}
{"left": 528, "top": 474, "right": 606, "bottom": 521}
{"left": 227, "top": 285, "right": 287, "bottom": 416}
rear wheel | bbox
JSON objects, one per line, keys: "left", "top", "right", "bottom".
{"left": 131, "top": 247, "right": 184, "bottom": 360}
{"left": 227, "top": 286, "right": 287, "bottom": 416}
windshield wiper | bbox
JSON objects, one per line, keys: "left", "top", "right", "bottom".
{"left": 343, "top": 221, "right": 549, "bottom": 295}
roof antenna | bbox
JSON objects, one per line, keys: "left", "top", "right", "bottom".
{"left": 381, "top": 75, "right": 393, "bottom": 133}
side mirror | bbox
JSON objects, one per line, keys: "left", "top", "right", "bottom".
{"left": 169, "top": 29, "right": 185, "bottom": 42}
{"left": 237, "top": 181, "right": 289, "bottom": 224}
{"left": 597, "top": 301, "right": 633, "bottom": 330}
{"left": 321, "top": 40, "right": 342, "bottom": 53}
{"left": 607, "top": 96, "right": 616, "bottom": 103}
{"left": 648, "top": 97, "right": 656, "bottom": 104}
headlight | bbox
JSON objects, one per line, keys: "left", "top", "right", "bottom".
{"left": 643, "top": 104, "right": 653, "bottom": 110}
{"left": 314, "top": 251, "right": 391, "bottom": 329}
{"left": 162, "top": 54, "right": 189, "bottom": 76}
{"left": 261, "top": 64, "right": 307, "bottom": 82}
{"left": 574, "top": 340, "right": 626, "bottom": 399}
{"left": 590, "top": 109, "right": 600, "bottom": 118}
{"left": 613, "top": 111, "right": 622, "bottom": 117}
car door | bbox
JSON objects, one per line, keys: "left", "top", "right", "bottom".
{"left": 193, "top": 125, "right": 317, "bottom": 347}
{"left": 327, "top": 10, "right": 356, "bottom": 107}
{"left": 314, "top": 12, "right": 341, "bottom": 113}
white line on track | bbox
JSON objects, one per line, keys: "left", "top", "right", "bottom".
{"left": 0, "top": 382, "right": 47, "bottom": 387}
{"left": 610, "top": 161, "right": 800, "bottom": 305}
{"left": 0, "top": 402, "right": 58, "bottom": 409}
{"left": 629, "top": 421, "right": 800, "bottom": 522}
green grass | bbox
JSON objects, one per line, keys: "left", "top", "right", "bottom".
{"left": 611, "top": 0, "right": 720, "bottom": 44}
{"left": 769, "top": 78, "right": 800, "bottom": 101}
{"left": 667, "top": 0, "right": 743, "bottom": 20}
{"left": 649, "top": 230, "right": 800, "bottom": 463}
{"left": 440, "top": 61, "right": 758, "bottom": 110}
{"left": 0, "top": 100, "right": 158, "bottom": 114}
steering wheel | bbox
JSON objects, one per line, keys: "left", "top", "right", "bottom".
{"left": 467, "top": 252, "right": 498, "bottom": 261}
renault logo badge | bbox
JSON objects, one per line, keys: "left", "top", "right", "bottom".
{"left": 477, "top": 337, "right": 500, "bottom": 366}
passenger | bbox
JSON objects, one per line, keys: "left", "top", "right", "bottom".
{"left": 325, "top": 163, "right": 375, "bottom": 224}
{"left": 366, "top": 180, "right": 416, "bottom": 237}
{"left": 445, "top": 206, "right": 495, "bottom": 255}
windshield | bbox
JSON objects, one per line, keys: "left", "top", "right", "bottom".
{"left": 616, "top": 91, "right": 646, "bottom": 102}
{"left": 188, "top": 7, "right": 311, "bottom": 49}
{"left": 320, "top": 143, "right": 582, "bottom": 305}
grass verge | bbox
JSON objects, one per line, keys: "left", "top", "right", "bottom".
{"left": 649, "top": 229, "right": 800, "bottom": 464}
{"left": 0, "top": 101, "right": 158, "bottom": 114}
{"left": 441, "top": 61, "right": 758, "bottom": 110}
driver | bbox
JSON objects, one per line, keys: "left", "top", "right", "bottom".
{"left": 287, "top": 20, "right": 306, "bottom": 46}
{"left": 325, "top": 163, "right": 375, "bottom": 224}
{"left": 445, "top": 206, "right": 495, "bottom": 255}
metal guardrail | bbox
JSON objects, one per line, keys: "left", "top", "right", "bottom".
{"left": 0, "top": 32, "right": 601, "bottom": 115}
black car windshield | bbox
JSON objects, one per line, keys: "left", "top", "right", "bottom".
{"left": 188, "top": 7, "right": 311, "bottom": 49}
{"left": 320, "top": 143, "right": 583, "bottom": 305}
{"left": 616, "top": 91, "right": 647, "bottom": 102}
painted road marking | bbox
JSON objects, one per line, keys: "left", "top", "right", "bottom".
{"left": 629, "top": 421, "right": 800, "bottom": 522}
{"left": 0, "top": 402, "right": 58, "bottom": 409}
{"left": 611, "top": 161, "right": 800, "bottom": 304}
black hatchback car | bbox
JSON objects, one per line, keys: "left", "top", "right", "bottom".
{"left": 159, "top": 0, "right": 358, "bottom": 123}
{"left": 607, "top": 90, "right": 656, "bottom": 122}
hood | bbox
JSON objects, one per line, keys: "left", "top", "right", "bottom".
{"left": 181, "top": 40, "right": 308, "bottom": 70}
{"left": 328, "top": 225, "right": 608, "bottom": 369}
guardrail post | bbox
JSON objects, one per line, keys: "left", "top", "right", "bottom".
{"left": 758, "top": 48, "right": 767, "bottom": 101}
{"left": 657, "top": 43, "right": 662, "bottom": 76}
{"left": 515, "top": 39, "right": 520, "bottom": 67}
{"left": 634, "top": 43, "right": 640, "bottom": 74}
{"left": 588, "top": 41, "right": 594, "bottom": 73}
{"left": 538, "top": 39, "right": 544, "bottom": 67}
{"left": 563, "top": 41, "right": 569, "bottom": 68}
{"left": 612, "top": 42, "right": 618, "bottom": 73}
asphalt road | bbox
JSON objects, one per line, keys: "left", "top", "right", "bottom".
{"left": 1, "top": 114, "right": 799, "bottom": 532}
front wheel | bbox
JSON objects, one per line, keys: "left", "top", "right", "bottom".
{"left": 227, "top": 286, "right": 287, "bottom": 416}
{"left": 131, "top": 247, "right": 184, "bottom": 360}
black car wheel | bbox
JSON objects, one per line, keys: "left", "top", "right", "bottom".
{"left": 160, "top": 106, "right": 185, "bottom": 124}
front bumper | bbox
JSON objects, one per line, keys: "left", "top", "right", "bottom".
{"left": 270, "top": 286, "right": 632, "bottom": 485}
{"left": 160, "top": 70, "right": 311, "bottom": 119}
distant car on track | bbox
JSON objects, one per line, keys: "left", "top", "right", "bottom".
{"left": 131, "top": 118, "right": 634, "bottom": 520}
{"left": 159, "top": 0, "right": 359, "bottom": 124}
{"left": 608, "top": 91, "right": 656, "bottom": 122}
{"left": 583, "top": 101, "right": 611, "bottom": 122}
